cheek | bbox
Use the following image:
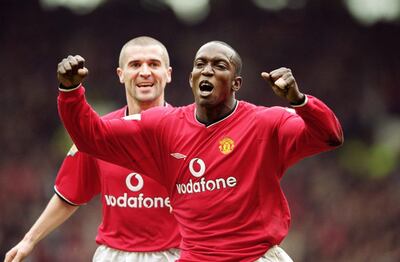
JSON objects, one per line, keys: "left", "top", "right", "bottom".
{"left": 215, "top": 76, "right": 231, "bottom": 87}
{"left": 190, "top": 70, "right": 200, "bottom": 79}
{"left": 126, "top": 70, "right": 138, "bottom": 79}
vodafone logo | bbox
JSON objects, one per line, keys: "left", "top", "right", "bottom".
{"left": 176, "top": 157, "right": 237, "bottom": 194}
{"left": 104, "top": 173, "right": 170, "bottom": 209}
{"left": 189, "top": 158, "right": 206, "bottom": 177}
{"left": 126, "top": 173, "right": 144, "bottom": 192}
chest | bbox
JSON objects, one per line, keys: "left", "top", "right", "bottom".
{"left": 98, "top": 160, "right": 168, "bottom": 197}
{"left": 161, "top": 116, "right": 276, "bottom": 194}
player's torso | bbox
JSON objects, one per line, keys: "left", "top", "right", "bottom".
{"left": 97, "top": 108, "right": 180, "bottom": 251}
{"left": 158, "top": 102, "right": 288, "bottom": 260}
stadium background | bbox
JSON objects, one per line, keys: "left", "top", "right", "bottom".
{"left": 0, "top": 0, "right": 399, "bottom": 261}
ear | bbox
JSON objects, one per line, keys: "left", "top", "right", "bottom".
{"left": 116, "top": 67, "right": 124, "bottom": 84}
{"left": 232, "top": 76, "right": 242, "bottom": 92}
{"left": 166, "top": 67, "right": 172, "bottom": 83}
{"left": 189, "top": 72, "right": 193, "bottom": 87}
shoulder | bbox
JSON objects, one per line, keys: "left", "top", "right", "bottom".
{"left": 238, "top": 101, "right": 297, "bottom": 123}
{"left": 134, "top": 104, "right": 194, "bottom": 133}
{"left": 101, "top": 106, "right": 127, "bottom": 120}
{"left": 238, "top": 100, "right": 288, "bottom": 115}
{"left": 142, "top": 104, "right": 194, "bottom": 120}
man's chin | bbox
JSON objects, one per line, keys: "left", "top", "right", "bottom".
{"left": 196, "top": 97, "right": 216, "bottom": 107}
{"left": 135, "top": 94, "right": 157, "bottom": 103}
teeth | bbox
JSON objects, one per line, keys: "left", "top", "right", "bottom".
{"left": 138, "top": 83, "right": 153, "bottom": 87}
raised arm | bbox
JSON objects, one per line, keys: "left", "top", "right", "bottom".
{"left": 4, "top": 195, "right": 78, "bottom": 262}
{"left": 57, "top": 55, "right": 131, "bottom": 167}
{"left": 56, "top": 55, "right": 162, "bottom": 181}
{"left": 261, "top": 68, "right": 343, "bottom": 169}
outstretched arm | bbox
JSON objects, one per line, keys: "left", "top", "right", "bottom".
{"left": 57, "top": 55, "right": 160, "bottom": 180}
{"left": 4, "top": 195, "right": 78, "bottom": 262}
{"left": 57, "top": 55, "right": 131, "bottom": 167}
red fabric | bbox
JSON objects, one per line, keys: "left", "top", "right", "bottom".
{"left": 58, "top": 86, "right": 342, "bottom": 261}
{"left": 55, "top": 105, "right": 181, "bottom": 252}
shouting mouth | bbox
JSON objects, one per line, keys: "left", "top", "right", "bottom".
{"left": 199, "top": 80, "right": 214, "bottom": 96}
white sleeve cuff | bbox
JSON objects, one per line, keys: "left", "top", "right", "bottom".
{"left": 59, "top": 83, "right": 82, "bottom": 92}
{"left": 291, "top": 95, "right": 308, "bottom": 107}
{"left": 54, "top": 186, "right": 82, "bottom": 206}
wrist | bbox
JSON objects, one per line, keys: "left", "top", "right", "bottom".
{"left": 290, "top": 94, "right": 308, "bottom": 107}
{"left": 59, "top": 83, "right": 81, "bottom": 92}
{"left": 23, "top": 232, "right": 39, "bottom": 245}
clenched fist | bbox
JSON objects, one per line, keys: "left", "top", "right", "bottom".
{"left": 261, "top": 67, "right": 305, "bottom": 105}
{"left": 57, "top": 55, "right": 89, "bottom": 88}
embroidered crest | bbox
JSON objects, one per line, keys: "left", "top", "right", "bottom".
{"left": 219, "top": 137, "right": 235, "bottom": 155}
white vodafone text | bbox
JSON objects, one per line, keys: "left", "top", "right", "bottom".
{"left": 176, "top": 157, "right": 237, "bottom": 194}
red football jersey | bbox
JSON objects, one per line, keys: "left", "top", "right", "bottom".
{"left": 58, "top": 86, "right": 342, "bottom": 261}
{"left": 55, "top": 106, "right": 181, "bottom": 252}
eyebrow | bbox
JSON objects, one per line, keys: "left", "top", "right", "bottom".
{"left": 195, "top": 56, "right": 231, "bottom": 63}
{"left": 128, "top": 58, "right": 162, "bottom": 64}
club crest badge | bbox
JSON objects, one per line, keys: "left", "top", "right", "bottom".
{"left": 219, "top": 137, "right": 234, "bottom": 155}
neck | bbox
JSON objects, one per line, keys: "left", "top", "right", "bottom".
{"left": 126, "top": 97, "right": 165, "bottom": 115}
{"left": 196, "top": 99, "right": 237, "bottom": 126}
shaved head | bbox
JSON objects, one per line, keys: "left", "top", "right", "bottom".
{"left": 119, "top": 36, "right": 170, "bottom": 68}
{"left": 196, "top": 41, "right": 242, "bottom": 76}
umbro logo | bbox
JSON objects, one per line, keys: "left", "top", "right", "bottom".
{"left": 170, "top": 152, "right": 187, "bottom": 159}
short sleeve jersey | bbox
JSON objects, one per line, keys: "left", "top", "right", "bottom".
{"left": 55, "top": 106, "right": 181, "bottom": 252}
{"left": 58, "top": 86, "right": 343, "bottom": 261}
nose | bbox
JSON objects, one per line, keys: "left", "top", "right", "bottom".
{"left": 201, "top": 63, "right": 214, "bottom": 76}
{"left": 139, "top": 64, "right": 151, "bottom": 78}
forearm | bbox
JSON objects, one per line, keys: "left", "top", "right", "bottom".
{"left": 277, "top": 95, "right": 343, "bottom": 168}
{"left": 57, "top": 85, "right": 133, "bottom": 169}
{"left": 294, "top": 95, "right": 343, "bottom": 147}
{"left": 23, "top": 194, "right": 78, "bottom": 245}
{"left": 58, "top": 85, "right": 103, "bottom": 156}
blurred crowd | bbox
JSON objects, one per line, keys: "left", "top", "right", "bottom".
{"left": 0, "top": 0, "right": 399, "bottom": 261}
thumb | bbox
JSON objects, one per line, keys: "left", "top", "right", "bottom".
{"left": 4, "top": 249, "right": 16, "bottom": 262}
{"left": 77, "top": 67, "right": 89, "bottom": 78}
{"left": 261, "top": 72, "right": 275, "bottom": 87}
{"left": 12, "top": 251, "right": 26, "bottom": 262}
{"left": 261, "top": 72, "right": 270, "bottom": 81}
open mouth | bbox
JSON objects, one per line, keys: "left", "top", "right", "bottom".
{"left": 199, "top": 80, "right": 214, "bottom": 95}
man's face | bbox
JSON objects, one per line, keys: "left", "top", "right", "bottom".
{"left": 117, "top": 44, "right": 171, "bottom": 103}
{"left": 190, "top": 42, "right": 239, "bottom": 108}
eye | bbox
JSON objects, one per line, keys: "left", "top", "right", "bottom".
{"left": 194, "top": 60, "right": 205, "bottom": 68}
{"left": 215, "top": 63, "right": 228, "bottom": 70}
{"left": 128, "top": 61, "right": 141, "bottom": 68}
{"left": 149, "top": 62, "right": 161, "bottom": 68}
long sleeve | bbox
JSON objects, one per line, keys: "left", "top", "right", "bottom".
{"left": 57, "top": 85, "right": 162, "bottom": 183}
{"left": 275, "top": 95, "right": 343, "bottom": 171}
